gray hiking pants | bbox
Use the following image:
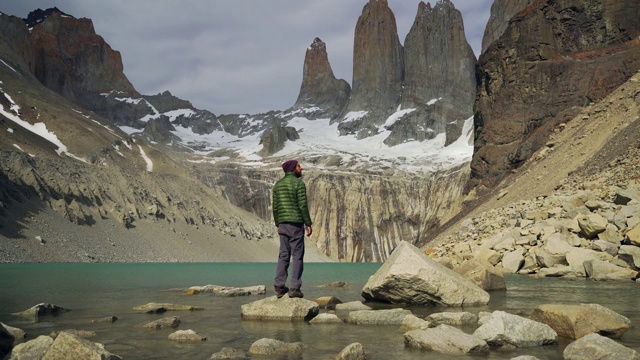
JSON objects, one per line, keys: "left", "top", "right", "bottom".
{"left": 274, "top": 222, "right": 305, "bottom": 290}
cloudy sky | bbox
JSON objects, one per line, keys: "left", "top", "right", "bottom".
{"left": 3, "top": 0, "right": 493, "bottom": 115}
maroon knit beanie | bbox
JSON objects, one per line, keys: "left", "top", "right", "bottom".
{"left": 282, "top": 160, "right": 298, "bottom": 172}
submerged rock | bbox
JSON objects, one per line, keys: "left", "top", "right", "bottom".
{"left": 248, "top": 338, "right": 305, "bottom": 357}
{"left": 132, "top": 303, "right": 204, "bottom": 313}
{"left": 12, "top": 303, "right": 70, "bottom": 318}
{"left": 210, "top": 347, "right": 247, "bottom": 359}
{"left": 143, "top": 316, "right": 181, "bottom": 329}
{"left": 168, "top": 329, "right": 207, "bottom": 342}
{"left": 335, "top": 342, "right": 366, "bottom": 360}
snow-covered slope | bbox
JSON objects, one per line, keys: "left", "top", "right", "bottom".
{"left": 120, "top": 104, "right": 474, "bottom": 174}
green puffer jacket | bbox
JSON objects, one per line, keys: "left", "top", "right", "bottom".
{"left": 272, "top": 172, "right": 313, "bottom": 226}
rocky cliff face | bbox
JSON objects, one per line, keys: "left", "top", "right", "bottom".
{"left": 336, "top": 0, "right": 404, "bottom": 138}
{"left": 29, "top": 11, "right": 138, "bottom": 106}
{"left": 390, "top": 0, "right": 476, "bottom": 147}
{"left": 0, "top": 12, "right": 34, "bottom": 75}
{"left": 403, "top": 1, "right": 475, "bottom": 112}
{"left": 468, "top": 0, "right": 640, "bottom": 193}
{"left": 331, "top": 0, "right": 476, "bottom": 148}
{"left": 481, "top": 0, "right": 535, "bottom": 54}
{"left": 293, "top": 38, "right": 350, "bottom": 119}
{"left": 196, "top": 165, "right": 470, "bottom": 262}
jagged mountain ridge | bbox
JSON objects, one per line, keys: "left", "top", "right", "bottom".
{"left": 12, "top": 2, "right": 476, "bottom": 161}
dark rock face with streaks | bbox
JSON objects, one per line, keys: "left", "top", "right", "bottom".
{"left": 336, "top": 0, "right": 404, "bottom": 139}
{"left": 468, "top": 0, "right": 640, "bottom": 192}
{"left": 389, "top": 0, "right": 476, "bottom": 147}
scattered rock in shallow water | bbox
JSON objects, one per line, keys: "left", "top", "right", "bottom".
{"left": 50, "top": 329, "right": 96, "bottom": 338}
{"left": 335, "top": 342, "right": 366, "bottom": 360}
{"left": 143, "top": 316, "right": 181, "bottom": 329}
{"left": 530, "top": 303, "right": 630, "bottom": 339}
{"left": 91, "top": 316, "right": 118, "bottom": 323}
{"left": 187, "top": 284, "right": 266, "bottom": 296}
{"left": 248, "top": 338, "right": 304, "bottom": 357}
{"left": 563, "top": 333, "right": 640, "bottom": 360}
{"left": 132, "top": 303, "right": 204, "bottom": 313}
{"left": 473, "top": 311, "right": 557, "bottom": 348}
{"left": 426, "top": 311, "right": 478, "bottom": 326}
{"left": 312, "top": 296, "right": 342, "bottom": 309}
{"left": 210, "top": 347, "right": 247, "bottom": 359}
{"left": 335, "top": 301, "right": 371, "bottom": 311}
{"left": 400, "top": 314, "right": 431, "bottom": 331}
{"left": 309, "top": 313, "right": 343, "bottom": 324}
{"left": 240, "top": 296, "right": 319, "bottom": 321}
{"left": 404, "top": 324, "right": 489, "bottom": 355}
{"left": 316, "top": 281, "right": 349, "bottom": 288}
{"left": 346, "top": 308, "right": 412, "bottom": 326}
{"left": 453, "top": 258, "right": 506, "bottom": 290}
{"left": 12, "top": 303, "right": 70, "bottom": 318}
{"left": 168, "top": 329, "right": 207, "bottom": 342}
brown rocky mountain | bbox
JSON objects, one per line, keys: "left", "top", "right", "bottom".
{"left": 336, "top": 0, "right": 404, "bottom": 139}
{"left": 394, "top": 0, "right": 476, "bottom": 147}
{"left": 293, "top": 37, "right": 350, "bottom": 119}
{"left": 333, "top": 0, "right": 476, "bottom": 147}
{"left": 468, "top": 0, "right": 640, "bottom": 193}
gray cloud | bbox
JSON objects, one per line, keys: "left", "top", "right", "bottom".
{"left": 2, "top": 0, "right": 493, "bottom": 115}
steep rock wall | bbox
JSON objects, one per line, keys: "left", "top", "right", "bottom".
{"left": 481, "top": 0, "right": 535, "bottom": 54}
{"left": 293, "top": 37, "right": 350, "bottom": 119}
{"left": 469, "top": 0, "right": 640, "bottom": 192}
{"left": 197, "top": 165, "right": 470, "bottom": 262}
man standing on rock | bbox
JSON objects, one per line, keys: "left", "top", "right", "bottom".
{"left": 272, "top": 159, "right": 313, "bottom": 298}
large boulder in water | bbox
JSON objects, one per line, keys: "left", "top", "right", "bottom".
{"left": 530, "top": 303, "right": 631, "bottom": 339}
{"left": 563, "top": 333, "right": 640, "bottom": 360}
{"left": 361, "top": 241, "right": 490, "bottom": 306}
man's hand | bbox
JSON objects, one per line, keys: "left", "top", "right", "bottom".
{"left": 306, "top": 225, "right": 313, "bottom": 237}
{"left": 275, "top": 226, "right": 279, "bottom": 235}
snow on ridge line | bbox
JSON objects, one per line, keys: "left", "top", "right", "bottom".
{"left": 384, "top": 106, "right": 416, "bottom": 128}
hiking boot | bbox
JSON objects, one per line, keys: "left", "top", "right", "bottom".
{"left": 274, "top": 286, "right": 289, "bottom": 298}
{"left": 288, "top": 288, "right": 304, "bottom": 298}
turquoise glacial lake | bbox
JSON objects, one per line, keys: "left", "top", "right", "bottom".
{"left": 1, "top": 262, "right": 639, "bottom": 359}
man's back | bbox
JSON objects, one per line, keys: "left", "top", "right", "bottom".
{"left": 272, "top": 173, "right": 311, "bottom": 226}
